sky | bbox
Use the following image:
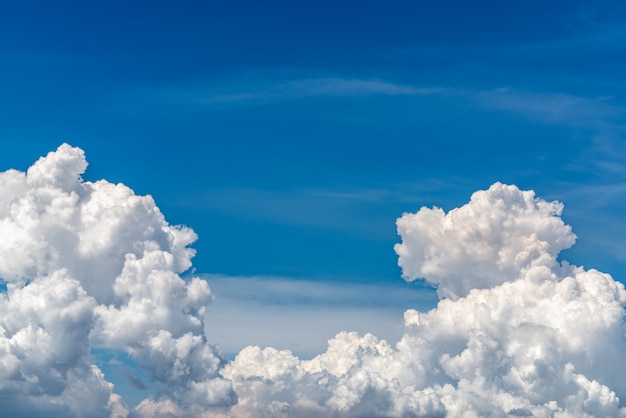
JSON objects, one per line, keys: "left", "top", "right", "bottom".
{"left": 1, "top": 1, "right": 626, "bottom": 417}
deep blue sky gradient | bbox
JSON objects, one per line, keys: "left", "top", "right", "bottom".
{"left": 2, "top": 0, "right": 626, "bottom": 287}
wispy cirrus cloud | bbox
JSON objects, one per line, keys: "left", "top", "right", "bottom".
{"left": 203, "top": 274, "right": 435, "bottom": 308}
{"left": 122, "top": 72, "right": 626, "bottom": 131}
{"left": 113, "top": 75, "right": 452, "bottom": 112}
{"left": 474, "top": 88, "right": 625, "bottom": 129}
{"left": 197, "top": 77, "right": 448, "bottom": 105}
{"left": 202, "top": 274, "right": 437, "bottom": 358}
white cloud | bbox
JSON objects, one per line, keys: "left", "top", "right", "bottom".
{"left": 1, "top": 145, "right": 625, "bottom": 417}
{"left": 222, "top": 183, "right": 626, "bottom": 417}
{"left": 0, "top": 144, "right": 233, "bottom": 416}
{"left": 395, "top": 182, "right": 576, "bottom": 299}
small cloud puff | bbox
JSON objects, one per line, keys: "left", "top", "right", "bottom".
{"left": 395, "top": 182, "right": 576, "bottom": 299}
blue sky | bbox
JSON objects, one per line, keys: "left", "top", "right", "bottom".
{"left": 2, "top": 0, "right": 626, "bottom": 398}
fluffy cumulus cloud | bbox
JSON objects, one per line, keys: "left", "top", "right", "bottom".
{"left": 394, "top": 183, "right": 577, "bottom": 300}
{"left": 1, "top": 145, "right": 625, "bottom": 417}
{"left": 0, "top": 144, "right": 233, "bottom": 417}
{"left": 222, "top": 183, "right": 626, "bottom": 418}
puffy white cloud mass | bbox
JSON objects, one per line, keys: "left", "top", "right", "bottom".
{"left": 1, "top": 145, "right": 625, "bottom": 417}
{"left": 0, "top": 144, "right": 233, "bottom": 417}
{"left": 394, "top": 183, "right": 577, "bottom": 300}
{"left": 222, "top": 183, "right": 626, "bottom": 418}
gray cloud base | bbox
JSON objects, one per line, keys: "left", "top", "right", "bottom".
{"left": 0, "top": 145, "right": 625, "bottom": 417}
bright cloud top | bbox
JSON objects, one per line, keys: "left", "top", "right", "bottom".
{"left": 1, "top": 145, "right": 625, "bottom": 417}
{"left": 225, "top": 183, "right": 626, "bottom": 418}
{"left": 395, "top": 183, "right": 577, "bottom": 299}
{"left": 0, "top": 144, "right": 233, "bottom": 417}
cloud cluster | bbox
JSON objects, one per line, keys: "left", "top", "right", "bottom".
{"left": 1, "top": 145, "right": 625, "bottom": 417}
{"left": 223, "top": 183, "right": 626, "bottom": 417}
{"left": 0, "top": 144, "right": 233, "bottom": 416}
{"left": 394, "top": 183, "right": 577, "bottom": 299}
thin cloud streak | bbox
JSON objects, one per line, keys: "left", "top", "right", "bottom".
{"left": 120, "top": 74, "right": 626, "bottom": 134}
{"left": 474, "top": 88, "right": 625, "bottom": 130}
{"left": 114, "top": 76, "right": 453, "bottom": 112}
{"left": 203, "top": 274, "right": 436, "bottom": 308}
{"left": 203, "top": 275, "right": 437, "bottom": 358}
{"left": 197, "top": 78, "right": 448, "bottom": 105}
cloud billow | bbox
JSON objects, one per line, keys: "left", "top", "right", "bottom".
{"left": 395, "top": 182, "right": 577, "bottom": 300}
{"left": 0, "top": 145, "right": 625, "bottom": 417}
{"left": 224, "top": 187, "right": 626, "bottom": 417}
{"left": 0, "top": 144, "right": 233, "bottom": 417}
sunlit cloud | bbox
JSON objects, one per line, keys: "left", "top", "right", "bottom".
{"left": 1, "top": 145, "right": 625, "bottom": 417}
